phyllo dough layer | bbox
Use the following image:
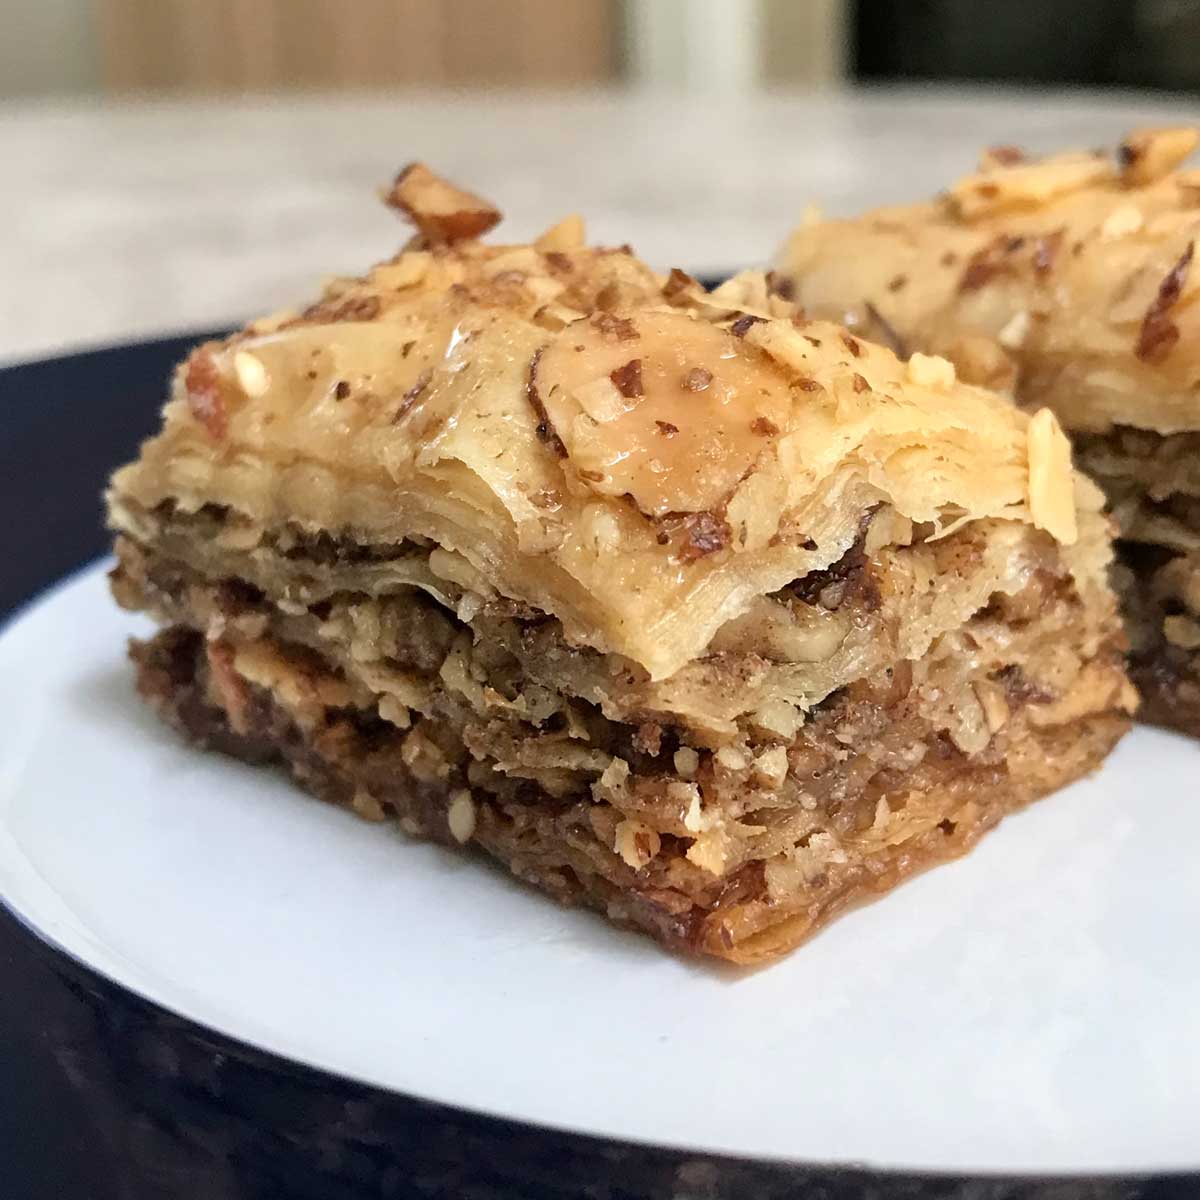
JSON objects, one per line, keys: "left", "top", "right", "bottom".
{"left": 108, "top": 166, "right": 1134, "bottom": 962}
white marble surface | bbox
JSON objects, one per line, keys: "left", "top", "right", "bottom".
{"left": 3, "top": 85, "right": 1198, "bottom": 364}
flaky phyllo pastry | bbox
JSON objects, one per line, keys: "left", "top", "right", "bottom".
{"left": 778, "top": 127, "right": 1200, "bottom": 737}
{"left": 107, "top": 165, "right": 1134, "bottom": 963}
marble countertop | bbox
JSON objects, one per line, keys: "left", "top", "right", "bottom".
{"left": 3, "top": 85, "right": 1197, "bottom": 364}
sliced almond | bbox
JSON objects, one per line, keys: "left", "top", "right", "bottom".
{"left": 948, "top": 152, "right": 1113, "bottom": 219}
{"left": 1027, "top": 408, "right": 1077, "bottom": 544}
{"left": 1119, "top": 127, "right": 1199, "bottom": 187}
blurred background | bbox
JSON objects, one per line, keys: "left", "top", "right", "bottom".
{"left": 5, "top": 0, "right": 844, "bottom": 96}
{"left": 6, "top": 0, "right": 1200, "bottom": 98}
{"left": 1, "top": 0, "right": 1197, "bottom": 364}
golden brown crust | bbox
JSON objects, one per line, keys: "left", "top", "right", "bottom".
{"left": 778, "top": 128, "right": 1200, "bottom": 436}
{"left": 110, "top": 168, "right": 1087, "bottom": 680}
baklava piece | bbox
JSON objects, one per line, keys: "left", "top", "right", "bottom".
{"left": 778, "top": 127, "right": 1200, "bottom": 734}
{"left": 107, "top": 167, "right": 1133, "bottom": 963}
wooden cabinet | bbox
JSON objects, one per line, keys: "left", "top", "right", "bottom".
{"left": 97, "top": 0, "right": 619, "bottom": 91}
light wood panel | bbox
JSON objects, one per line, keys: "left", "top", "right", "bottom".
{"left": 96, "top": 0, "right": 618, "bottom": 92}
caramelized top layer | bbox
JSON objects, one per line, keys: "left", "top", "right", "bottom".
{"left": 779, "top": 127, "right": 1200, "bottom": 435}
{"left": 110, "top": 166, "right": 1083, "bottom": 679}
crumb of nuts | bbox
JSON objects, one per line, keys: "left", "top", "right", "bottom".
{"left": 673, "top": 747, "right": 700, "bottom": 778}
{"left": 715, "top": 746, "right": 746, "bottom": 771}
{"left": 233, "top": 351, "right": 270, "bottom": 398}
{"left": 907, "top": 352, "right": 956, "bottom": 390}
{"left": 447, "top": 789, "right": 477, "bottom": 844}
{"left": 384, "top": 162, "right": 501, "bottom": 244}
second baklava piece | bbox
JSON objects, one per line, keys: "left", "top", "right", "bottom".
{"left": 779, "top": 127, "right": 1200, "bottom": 734}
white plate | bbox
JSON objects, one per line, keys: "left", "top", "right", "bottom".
{"left": 2, "top": 563, "right": 1198, "bottom": 1176}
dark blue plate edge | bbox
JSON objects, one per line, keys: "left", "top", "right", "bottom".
{"left": 0, "top": 334, "right": 1191, "bottom": 1199}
